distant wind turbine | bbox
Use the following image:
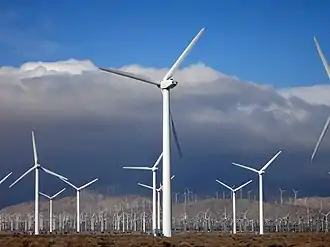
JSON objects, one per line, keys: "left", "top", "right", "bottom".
{"left": 9, "top": 130, "right": 68, "bottom": 235}
{"left": 215, "top": 179, "right": 252, "bottom": 234}
{"left": 138, "top": 175, "right": 175, "bottom": 233}
{"left": 59, "top": 177, "right": 98, "bottom": 233}
{"left": 232, "top": 150, "right": 282, "bottom": 235}
{"left": 122, "top": 153, "right": 163, "bottom": 236}
{"left": 311, "top": 37, "right": 330, "bottom": 161}
{"left": 39, "top": 188, "right": 66, "bottom": 233}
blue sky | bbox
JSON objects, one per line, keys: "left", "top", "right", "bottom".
{"left": 1, "top": 0, "right": 330, "bottom": 88}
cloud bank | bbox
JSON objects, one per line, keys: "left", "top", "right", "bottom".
{"left": 0, "top": 59, "right": 328, "bottom": 149}
{"left": 1, "top": 59, "right": 330, "bottom": 204}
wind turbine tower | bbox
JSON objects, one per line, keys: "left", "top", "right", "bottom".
{"left": 232, "top": 150, "right": 282, "bottom": 235}
{"left": 39, "top": 188, "right": 66, "bottom": 233}
{"left": 60, "top": 177, "right": 98, "bottom": 233}
{"left": 122, "top": 153, "right": 162, "bottom": 236}
{"left": 215, "top": 179, "right": 252, "bottom": 234}
{"left": 9, "top": 130, "right": 68, "bottom": 235}
{"left": 138, "top": 175, "right": 175, "bottom": 234}
{"left": 99, "top": 28, "right": 204, "bottom": 237}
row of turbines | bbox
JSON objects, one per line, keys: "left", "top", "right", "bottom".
{"left": 1, "top": 194, "right": 330, "bottom": 234}
{"left": 1, "top": 30, "right": 330, "bottom": 238}
{"left": 0, "top": 131, "right": 99, "bottom": 235}
{"left": 97, "top": 27, "right": 330, "bottom": 238}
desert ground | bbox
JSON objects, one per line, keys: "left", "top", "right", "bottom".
{"left": 0, "top": 233, "right": 330, "bottom": 247}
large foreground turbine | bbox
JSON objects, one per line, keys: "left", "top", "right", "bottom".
{"left": 232, "top": 150, "right": 281, "bottom": 235}
{"left": 122, "top": 153, "right": 163, "bottom": 236}
{"left": 9, "top": 130, "right": 68, "bottom": 235}
{"left": 99, "top": 28, "right": 204, "bottom": 237}
{"left": 311, "top": 37, "right": 330, "bottom": 161}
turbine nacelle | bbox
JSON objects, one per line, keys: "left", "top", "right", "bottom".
{"left": 151, "top": 167, "right": 159, "bottom": 172}
{"left": 160, "top": 78, "right": 178, "bottom": 90}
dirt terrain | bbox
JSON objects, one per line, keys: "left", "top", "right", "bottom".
{"left": 0, "top": 233, "right": 330, "bottom": 247}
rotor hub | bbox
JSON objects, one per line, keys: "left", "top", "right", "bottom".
{"left": 159, "top": 78, "right": 178, "bottom": 90}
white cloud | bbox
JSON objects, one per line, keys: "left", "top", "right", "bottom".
{"left": 280, "top": 84, "right": 330, "bottom": 107}
{"left": 0, "top": 59, "right": 329, "bottom": 151}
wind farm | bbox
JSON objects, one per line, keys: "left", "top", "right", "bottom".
{"left": 1, "top": 2, "right": 330, "bottom": 246}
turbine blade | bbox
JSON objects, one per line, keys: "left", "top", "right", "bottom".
{"left": 314, "top": 37, "right": 330, "bottom": 79}
{"left": 215, "top": 179, "right": 233, "bottom": 191}
{"left": 232, "top": 162, "right": 259, "bottom": 173}
{"left": 9, "top": 166, "right": 34, "bottom": 188}
{"left": 40, "top": 167, "right": 68, "bottom": 181}
{"left": 311, "top": 115, "right": 330, "bottom": 161}
{"left": 99, "top": 68, "right": 160, "bottom": 86}
{"left": 163, "top": 28, "right": 205, "bottom": 81}
{"left": 0, "top": 172, "right": 12, "bottom": 185}
{"left": 51, "top": 188, "right": 66, "bottom": 199}
{"left": 31, "top": 130, "right": 38, "bottom": 165}
{"left": 78, "top": 178, "right": 98, "bottom": 190}
{"left": 170, "top": 109, "right": 183, "bottom": 158}
{"left": 122, "top": 166, "right": 152, "bottom": 170}
{"left": 137, "top": 183, "right": 153, "bottom": 190}
{"left": 152, "top": 153, "right": 163, "bottom": 169}
{"left": 59, "top": 177, "right": 78, "bottom": 190}
{"left": 260, "top": 150, "right": 282, "bottom": 172}
{"left": 158, "top": 175, "right": 175, "bottom": 191}
{"left": 39, "top": 192, "right": 51, "bottom": 199}
{"left": 234, "top": 180, "right": 253, "bottom": 192}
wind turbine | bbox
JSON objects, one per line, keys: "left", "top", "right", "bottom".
{"left": 99, "top": 28, "right": 204, "bottom": 237}
{"left": 39, "top": 188, "right": 66, "bottom": 233}
{"left": 59, "top": 177, "right": 98, "bottom": 233}
{"left": 9, "top": 130, "right": 68, "bottom": 235}
{"left": 311, "top": 37, "right": 330, "bottom": 161}
{"left": 232, "top": 150, "right": 282, "bottom": 235}
{"left": 122, "top": 152, "right": 163, "bottom": 236}
{"left": 215, "top": 179, "right": 252, "bottom": 234}
{"left": 138, "top": 175, "right": 175, "bottom": 234}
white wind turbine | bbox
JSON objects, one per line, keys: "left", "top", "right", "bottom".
{"left": 122, "top": 153, "right": 163, "bottom": 236}
{"left": 311, "top": 37, "right": 330, "bottom": 161}
{"left": 59, "top": 177, "right": 98, "bottom": 233}
{"left": 39, "top": 188, "right": 66, "bottom": 233}
{"left": 216, "top": 179, "right": 252, "bottom": 234}
{"left": 232, "top": 150, "right": 282, "bottom": 235}
{"left": 138, "top": 175, "right": 175, "bottom": 233}
{"left": 9, "top": 130, "right": 68, "bottom": 235}
{"left": 99, "top": 28, "right": 204, "bottom": 237}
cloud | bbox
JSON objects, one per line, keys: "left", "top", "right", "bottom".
{"left": 1, "top": 59, "right": 329, "bottom": 149}
{"left": 1, "top": 59, "right": 330, "bottom": 205}
{"left": 280, "top": 85, "right": 330, "bottom": 107}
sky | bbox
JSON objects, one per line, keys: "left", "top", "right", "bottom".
{"left": 1, "top": 1, "right": 330, "bottom": 207}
